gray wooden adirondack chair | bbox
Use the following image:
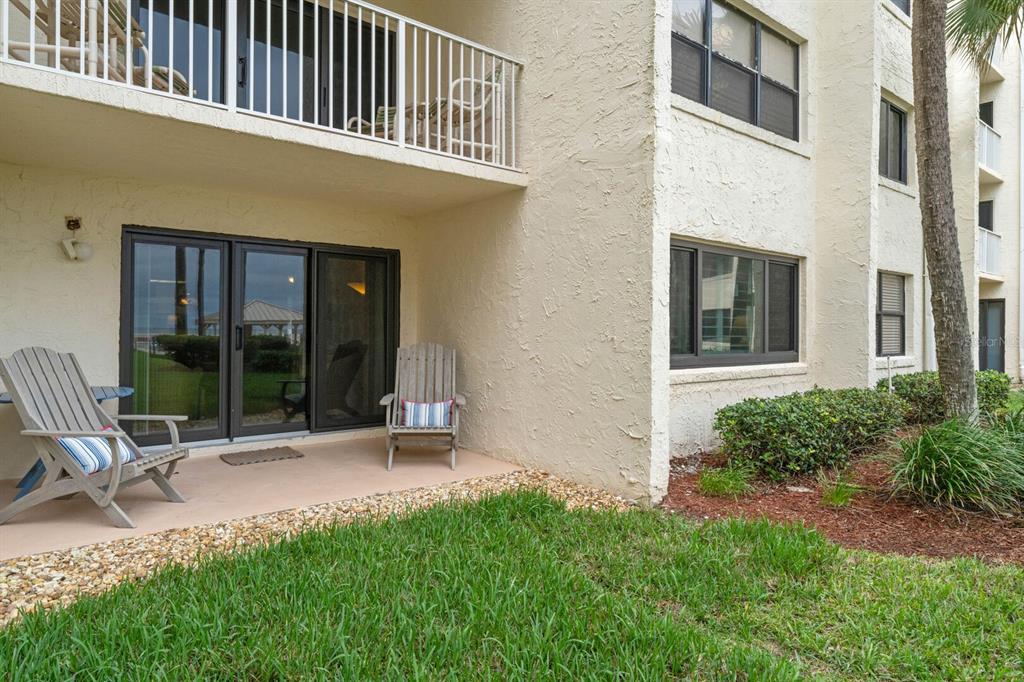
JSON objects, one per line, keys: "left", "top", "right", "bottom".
{"left": 379, "top": 343, "right": 465, "bottom": 471}
{"left": 0, "top": 347, "right": 189, "bottom": 528}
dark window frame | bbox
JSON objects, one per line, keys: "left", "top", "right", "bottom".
{"left": 119, "top": 225, "right": 400, "bottom": 446}
{"left": 670, "top": 0, "right": 800, "bottom": 141}
{"left": 876, "top": 271, "right": 906, "bottom": 357}
{"left": 670, "top": 240, "right": 800, "bottom": 369}
{"left": 879, "top": 98, "right": 908, "bottom": 184}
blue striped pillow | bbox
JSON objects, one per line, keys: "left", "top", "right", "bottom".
{"left": 56, "top": 434, "right": 133, "bottom": 475}
{"left": 401, "top": 399, "right": 453, "bottom": 428}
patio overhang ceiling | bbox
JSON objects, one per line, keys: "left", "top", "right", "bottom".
{"left": 0, "top": 67, "right": 527, "bottom": 216}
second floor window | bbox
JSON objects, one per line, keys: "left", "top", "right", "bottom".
{"left": 671, "top": 0, "right": 800, "bottom": 141}
{"left": 879, "top": 99, "right": 908, "bottom": 184}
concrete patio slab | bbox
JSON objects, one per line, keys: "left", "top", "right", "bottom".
{"left": 0, "top": 437, "right": 519, "bottom": 559}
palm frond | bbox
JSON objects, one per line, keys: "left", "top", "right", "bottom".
{"left": 947, "top": 0, "right": 1024, "bottom": 69}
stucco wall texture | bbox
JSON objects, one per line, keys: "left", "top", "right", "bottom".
{"left": 413, "top": 0, "right": 662, "bottom": 502}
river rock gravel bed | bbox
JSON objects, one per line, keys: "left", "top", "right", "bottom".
{"left": 0, "top": 470, "right": 629, "bottom": 626}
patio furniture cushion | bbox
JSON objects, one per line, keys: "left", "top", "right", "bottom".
{"left": 56, "top": 435, "right": 134, "bottom": 475}
{"left": 401, "top": 399, "right": 453, "bottom": 428}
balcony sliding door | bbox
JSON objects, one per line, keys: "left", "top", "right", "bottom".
{"left": 133, "top": 0, "right": 227, "bottom": 102}
{"left": 235, "top": 0, "right": 395, "bottom": 128}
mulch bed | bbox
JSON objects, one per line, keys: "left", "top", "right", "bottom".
{"left": 662, "top": 455, "right": 1024, "bottom": 565}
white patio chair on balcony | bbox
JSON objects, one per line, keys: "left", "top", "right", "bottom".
{"left": 422, "top": 63, "right": 505, "bottom": 161}
{"left": 6, "top": 0, "right": 192, "bottom": 96}
{"left": 0, "top": 347, "right": 190, "bottom": 528}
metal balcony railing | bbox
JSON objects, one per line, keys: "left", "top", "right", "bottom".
{"left": 0, "top": 0, "right": 522, "bottom": 169}
{"left": 978, "top": 227, "right": 1002, "bottom": 277}
{"left": 978, "top": 120, "right": 1001, "bottom": 173}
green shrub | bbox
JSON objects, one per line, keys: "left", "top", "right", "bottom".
{"left": 891, "top": 419, "right": 1024, "bottom": 515}
{"left": 991, "top": 408, "right": 1024, "bottom": 449}
{"left": 697, "top": 465, "right": 754, "bottom": 499}
{"left": 714, "top": 388, "right": 906, "bottom": 478}
{"left": 875, "top": 370, "right": 1011, "bottom": 424}
{"left": 818, "top": 471, "right": 861, "bottom": 508}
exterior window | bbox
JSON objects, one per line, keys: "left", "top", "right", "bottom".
{"left": 890, "top": 0, "right": 910, "bottom": 15}
{"left": 670, "top": 241, "right": 798, "bottom": 368}
{"left": 877, "top": 272, "right": 906, "bottom": 357}
{"left": 879, "top": 99, "right": 908, "bottom": 184}
{"left": 979, "top": 200, "right": 994, "bottom": 231}
{"left": 671, "top": 0, "right": 800, "bottom": 141}
{"left": 979, "top": 101, "right": 994, "bottom": 127}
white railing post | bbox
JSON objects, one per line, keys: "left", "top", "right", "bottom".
{"left": 225, "top": 0, "right": 237, "bottom": 110}
{"left": 396, "top": 18, "right": 405, "bottom": 146}
{"left": 1, "top": 0, "right": 8, "bottom": 62}
{"left": 87, "top": 0, "right": 99, "bottom": 76}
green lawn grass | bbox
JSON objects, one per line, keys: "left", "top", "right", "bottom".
{"left": 1009, "top": 389, "right": 1024, "bottom": 412}
{"left": 3, "top": 492, "right": 1021, "bottom": 680}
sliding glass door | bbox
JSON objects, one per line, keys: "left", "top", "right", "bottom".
{"left": 234, "top": 245, "right": 308, "bottom": 436}
{"left": 122, "top": 229, "right": 397, "bottom": 445}
{"left": 313, "top": 251, "right": 391, "bottom": 429}
{"left": 126, "top": 235, "right": 228, "bottom": 444}
{"left": 235, "top": 0, "right": 395, "bottom": 127}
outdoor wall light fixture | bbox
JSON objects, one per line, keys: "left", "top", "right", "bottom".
{"left": 61, "top": 216, "right": 93, "bottom": 262}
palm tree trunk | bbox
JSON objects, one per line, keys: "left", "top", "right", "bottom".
{"left": 912, "top": 0, "right": 978, "bottom": 418}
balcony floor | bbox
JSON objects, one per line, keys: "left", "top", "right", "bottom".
{"left": 0, "top": 436, "right": 520, "bottom": 559}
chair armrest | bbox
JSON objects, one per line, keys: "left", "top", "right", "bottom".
{"left": 113, "top": 415, "right": 187, "bottom": 449}
{"left": 379, "top": 393, "right": 395, "bottom": 406}
{"left": 114, "top": 414, "right": 188, "bottom": 422}
{"left": 454, "top": 394, "right": 466, "bottom": 407}
{"left": 21, "top": 428, "right": 127, "bottom": 438}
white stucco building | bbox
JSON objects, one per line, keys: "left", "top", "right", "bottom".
{"left": 0, "top": 0, "right": 1020, "bottom": 503}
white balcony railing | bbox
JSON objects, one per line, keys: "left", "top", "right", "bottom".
{"left": 978, "top": 120, "right": 1001, "bottom": 172}
{"left": 978, "top": 227, "right": 1002, "bottom": 277}
{"left": 0, "top": 0, "right": 522, "bottom": 170}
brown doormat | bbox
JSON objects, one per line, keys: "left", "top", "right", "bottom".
{"left": 219, "top": 446, "right": 305, "bottom": 466}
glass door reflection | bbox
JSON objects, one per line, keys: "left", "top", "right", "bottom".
{"left": 235, "top": 246, "right": 308, "bottom": 435}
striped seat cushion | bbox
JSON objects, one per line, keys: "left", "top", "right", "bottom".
{"left": 56, "top": 435, "right": 134, "bottom": 475}
{"left": 401, "top": 399, "right": 453, "bottom": 428}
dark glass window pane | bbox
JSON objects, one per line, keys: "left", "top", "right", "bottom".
{"left": 710, "top": 55, "right": 755, "bottom": 123}
{"left": 760, "top": 80, "right": 797, "bottom": 140}
{"left": 240, "top": 250, "right": 307, "bottom": 428}
{"left": 768, "top": 263, "right": 795, "bottom": 352}
{"left": 136, "top": 0, "right": 225, "bottom": 102}
{"left": 890, "top": 0, "right": 910, "bottom": 15}
{"left": 132, "top": 241, "right": 223, "bottom": 438}
{"left": 979, "top": 101, "right": 994, "bottom": 127}
{"left": 880, "top": 100, "right": 907, "bottom": 183}
{"left": 671, "top": 36, "right": 704, "bottom": 102}
{"left": 979, "top": 200, "right": 994, "bottom": 231}
{"left": 315, "top": 254, "right": 389, "bottom": 428}
{"left": 670, "top": 248, "right": 695, "bottom": 356}
{"left": 879, "top": 273, "right": 905, "bottom": 314}
{"left": 701, "top": 253, "right": 764, "bottom": 354}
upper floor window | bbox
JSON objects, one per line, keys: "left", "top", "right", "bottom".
{"left": 671, "top": 240, "right": 799, "bottom": 368}
{"left": 671, "top": 0, "right": 800, "bottom": 141}
{"left": 890, "top": 0, "right": 911, "bottom": 16}
{"left": 979, "top": 200, "right": 994, "bottom": 231}
{"left": 979, "top": 101, "right": 994, "bottom": 128}
{"left": 879, "top": 98, "right": 908, "bottom": 184}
